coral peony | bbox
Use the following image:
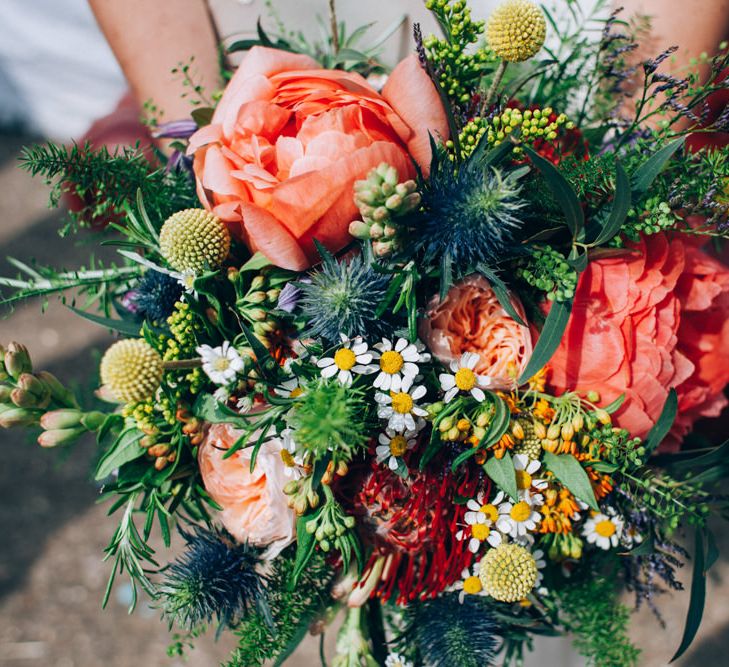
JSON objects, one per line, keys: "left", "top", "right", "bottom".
{"left": 188, "top": 47, "right": 448, "bottom": 271}
{"left": 198, "top": 423, "right": 296, "bottom": 557}
{"left": 420, "top": 274, "right": 533, "bottom": 390}
{"left": 547, "top": 234, "right": 729, "bottom": 449}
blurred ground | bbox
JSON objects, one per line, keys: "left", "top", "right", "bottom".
{"left": 1, "top": 129, "right": 729, "bottom": 667}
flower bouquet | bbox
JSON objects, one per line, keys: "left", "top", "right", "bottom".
{"left": 7, "top": 0, "right": 729, "bottom": 665}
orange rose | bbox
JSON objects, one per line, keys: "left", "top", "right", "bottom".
{"left": 188, "top": 47, "right": 448, "bottom": 270}
{"left": 419, "top": 274, "right": 534, "bottom": 390}
{"left": 547, "top": 234, "right": 729, "bottom": 449}
{"left": 198, "top": 423, "right": 296, "bottom": 557}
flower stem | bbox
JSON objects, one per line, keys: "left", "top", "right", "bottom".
{"left": 162, "top": 359, "right": 202, "bottom": 371}
{"left": 329, "top": 0, "right": 340, "bottom": 55}
{"left": 483, "top": 60, "right": 508, "bottom": 112}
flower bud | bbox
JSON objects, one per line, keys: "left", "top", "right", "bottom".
{"left": 11, "top": 388, "right": 38, "bottom": 409}
{"left": 246, "top": 290, "right": 267, "bottom": 304}
{"left": 595, "top": 409, "right": 611, "bottom": 425}
{"left": 348, "top": 220, "right": 371, "bottom": 239}
{"left": 534, "top": 421, "right": 547, "bottom": 439}
{"left": 561, "top": 423, "right": 574, "bottom": 441}
{"left": 0, "top": 384, "right": 12, "bottom": 402}
{"left": 586, "top": 390, "right": 600, "bottom": 403}
{"left": 0, "top": 405, "right": 39, "bottom": 427}
{"left": 38, "top": 426, "right": 85, "bottom": 448}
{"left": 5, "top": 342, "right": 32, "bottom": 380}
{"left": 547, "top": 423, "right": 561, "bottom": 440}
{"left": 40, "top": 409, "right": 83, "bottom": 430}
{"left": 36, "top": 371, "right": 77, "bottom": 407}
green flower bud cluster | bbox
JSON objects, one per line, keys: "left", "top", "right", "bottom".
{"left": 518, "top": 246, "right": 578, "bottom": 302}
{"left": 446, "top": 117, "right": 488, "bottom": 159}
{"left": 544, "top": 531, "right": 583, "bottom": 561}
{"left": 304, "top": 490, "right": 357, "bottom": 556}
{"left": 38, "top": 408, "right": 106, "bottom": 448}
{"left": 162, "top": 302, "right": 205, "bottom": 395}
{"left": 486, "top": 106, "right": 573, "bottom": 150}
{"left": 618, "top": 197, "right": 678, "bottom": 245}
{"left": 349, "top": 163, "right": 421, "bottom": 257}
{"left": 230, "top": 268, "right": 287, "bottom": 347}
{"left": 423, "top": 0, "right": 494, "bottom": 106}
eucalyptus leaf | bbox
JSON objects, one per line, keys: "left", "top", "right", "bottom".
{"left": 632, "top": 137, "right": 685, "bottom": 198}
{"left": 518, "top": 298, "right": 572, "bottom": 384}
{"left": 483, "top": 452, "right": 518, "bottom": 501}
{"left": 67, "top": 306, "right": 142, "bottom": 337}
{"left": 589, "top": 161, "right": 631, "bottom": 246}
{"left": 94, "top": 428, "right": 145, "bottom": 480}
{"left": 543, "top": 451, "right": 599, "bottom": 511}
{"left": 643, "top": 389, "right": 678, "bottom": 458}
{"left": 291, "top": 512, "right": 319, "bottom": 588}
{"left": 477, "top": 265, "right": 526, "bottom": 326}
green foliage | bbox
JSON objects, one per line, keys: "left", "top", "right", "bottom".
{"left": 556, "top": 574, "right": 641, "bottom": 667}
{"left": 517, "top": 246, "right": 577, "bottom": 302}
{"left": 227, "top": 548, "right": 334, "bottom": 667}
{"left": 19, "top": 142, "right": 197, "bottom": 232}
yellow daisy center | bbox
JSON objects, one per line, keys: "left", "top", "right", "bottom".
{"left": 391, "top": 392, "right": 414, "bottom": 414}
{"left": 380, "top": 350, "right": 404, "bottom": 375}
{"left": 213, "top": 357, "right": 231, "bottom": 371}
{"left": 280, "top": 450, "right": 295, "bottom": 467}
{"left": 480, "top": 504, "right": 499, "bottom": 523}
{"left": 515, "top": 469, "right": 533, "bottom": 490}
{"left": 510, "top": 501, "right": 532, "bottom": 523}
{"left": 289, "top": 387, "right": 303, "bottom": 399}
{"left": 389, "top": 435, "right": 409, "bottom": 457}
{"left": 595, "top": 519, "right": 616, "bottom": 538}
{"left": 333, "top": 348, "right": 356, "bottom": 371}
{"left": 463, "top": 575, "right": 483, "bottom": 595}
{"left": 472, "top": 523, "right": 491, "bottom": 541}
{"left": 455, "top": 367, "right": 477, "bottom": 391}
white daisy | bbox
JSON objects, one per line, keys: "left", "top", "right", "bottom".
{"left": 376, "top": 429, "right": 417, "bottom": 472}
{"left": 316, "top": 335, "right": 374, "bottom": 386}
{"left": 452, "top": 562, "right": 488, "bottom": 604}
{"left": 197, "top": 342, "right": 245, "bottom": 385}
{"left": 372, "top": 337, "right": 429, "bottom": 392}
{"left": 375, "top": 379, "right": 429, "bottom": 432}
{"left": 385, "top": 654, "right": 413, "bottom": 667}
{"left": 582, "top": 510, "right": 624, "bottom": 550}
{"left": 513, "top": 454, "right": 548, "bottom": 500}
{"left": 279, "top": 428, "right": 305, "bottom": 479}
{"left": 439, "top": 352, "right": 493, "bottom": 403}
{"left": 496, "top": 495, "right": 542, "bottom": 538}
{"left": 277, "top": 377, "right": 304, "bottom": 399}
{"left": 621, "top": 524, "right": 643, "bottom": 549}
{"left": 457, "top": 491, "right": 505, "bottom": 553}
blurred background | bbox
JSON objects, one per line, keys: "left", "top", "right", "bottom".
{"left": 2, "top": 1, "right": 729, "bottom": 666}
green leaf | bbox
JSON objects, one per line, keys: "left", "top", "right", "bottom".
{"left": 602, "top": 394, "right": 625, "bottom": 414}
{"left": 590, "top": 461, "right": 619, "bottom": 473}
{"left": 239, "top": 252, "right": 271, "bottom": 273}
{"left": 670, "top": 527, "right": 707, "bottom": 662}
{"left": 476, "top": 265, "right": 526, "bottom": 326}
{"left": 291, "top": 513, "right": 318, "bottom": 588}
{"left": 518, "top": 298, "right": 572, "bottom": 384}
{"left": 620, "top": 534, "right": 655, "bottom": 557}
{"left": 543, "top": 451, "right": 599, "bottom": 511}
{"left": 67, "top": 306, "right": 141, "bottom": 337}
{"left": 643, "top": 389, "right": 678, "bottom": 458}
{"left": 589, "top": 161, "right": 631, "bottom": 246}
{"left": 523, "top": 146, "right": 584, "bottom": 239}
{"left": 193, "top": 393, "right": 249, "bottom": 428}
{"left": 483, "top": 452, "right": 518, "bottom": 502}
{"left": 94, "top": 428, "right": 145, "bottom": 480}
{"left": 311, "top": 454, "right": 331, "bottom": 491}
{"left": 97, "top": 414, "right": 123, "bottom": 445}
{"left": 632, "top": 137, "right": 685, "bottom": 198}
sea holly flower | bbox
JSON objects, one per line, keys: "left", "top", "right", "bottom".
{"left": 452, "top": 562, "right": 489, "bottom": 604}
{"left": 197, "top": 342, "right": 245, "bottom": 386}
{"left": 376, "top": 429, "right": 417, "bottom": 473}
{"left": 439, "top": 351, "right": 493, "bottom": 403}
{"left": 316, "top": 335, "right": 374, "bottom": 386}
{"left": 375, "top": 379, "right": 429, "bottom": 432}
{"left": 372, "top": 337, "right": 429, "bottom": 392}
{"left": 583, "top": 510, "right": 624, "bottom": 550}
{"left": 496, "top": 495, "right": 542, "bottom": 538}
{"left": 513, "top": 454, "right": 548, "bottom": 500}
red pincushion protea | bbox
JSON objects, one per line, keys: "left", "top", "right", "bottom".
{"left": 351, "top": 460, "right": 487, "bottom": 604}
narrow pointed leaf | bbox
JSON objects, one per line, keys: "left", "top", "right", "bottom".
{"left": 543, "top": 451, "right": 599, "bottom": 511}
{"left": 518, "top": 298, "right": 572, "bottom": 384}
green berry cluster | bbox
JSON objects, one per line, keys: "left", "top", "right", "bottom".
{"left": 349, "top": 162, "right": 421, "bottom": 257}
{"left": 618, "top": 197, "right": 679, "bottom": 245}
{"left": 423, "top": 0, "right": 495, "bottom": 107}
{"left": 518, "top": 246, "right": 578, "bottom": 302}
{"left": 487, "top": 106, "right": 572, "bottom": 149}
{"left": 163, "top": 302, "right": 205, "bottom": 396}
{"left": 446, "top": 117, "right": 488, "bottom": 159}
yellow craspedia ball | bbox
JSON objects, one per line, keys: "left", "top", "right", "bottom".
{"left": 100, "top": 339, "right": 164, "bottom": 403}
{"left": 479, "top": 542, "right": 538, "bottom": 602}
{"left": 487, "top": 0, "right": 546, "bottom": 63}
{"left": 159, "top": 209, "right": 230, "bottom": 274}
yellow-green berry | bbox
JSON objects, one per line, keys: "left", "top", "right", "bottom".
{"left": 479, "top": 542, "right": 538, "bottom": 602}
{"left": 159, "top": 209, "right": 230, "bottom": 274}
{"left": 487, "top": 0, "right": 546, "bottom": 63}
{"left": 100, "top": 339, "right": 164, "bottom": 403}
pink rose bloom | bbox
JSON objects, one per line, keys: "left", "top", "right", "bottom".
{"left": 198, "top": 423, "right": 296, "bottom": 557}
{"left": 419, "top": 274, "right": 534, "bottom": 390}
{"left": 547, "top": 234, "right": 729, "bottom": 449}
{"left": 188, "top": 46, "right": 448, "bottom": 271}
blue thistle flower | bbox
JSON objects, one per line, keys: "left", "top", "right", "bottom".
{"left": 158, "top": 526, "right": 266, "bottom": 630}
{"left": 411, "top": 593, "right": 500, "bottom": 667}
{"left": 131, "top": 270, "right": 182, "bottom": 322}
{"left": 412, "top": 148, "right": 526, "bottom": 286}
{"left": 298, "top": 252, "right": 390, "bottom": 343}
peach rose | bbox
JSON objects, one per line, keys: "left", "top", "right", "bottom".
{"left": 547, "top": 234, "right": 729, "bottom": 449}
{"left": 419, "top": 274, "right": 533, "bottom": 390}
{"left": 188, "top": 47, "right": 448, "bottom": 271}
{"left": 198, "top": 422, "right": 296, "bottom": 557}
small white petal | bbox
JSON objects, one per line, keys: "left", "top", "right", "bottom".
{"left": 317, "top": 357, "right": 335, "bottom": 368}
{"left": 439, "top": 373, "right": 455, "bottom": 390}
{"left": 388, "top": 456, "right": 399, "bottom": 471}
{"left": 471, "top": 387, "right": 486, "bottom": 402}
{"left": 411, "top": 385, "right": 427, "bottom": 400}
{"left": 444, "top": 387, "right": 458, "bottom": 403}
{"left": 321, "top": 364, "right": 338, "bottom": 378}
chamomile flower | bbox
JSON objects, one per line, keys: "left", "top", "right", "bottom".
{"left": 621, "top": 523, "right": 643, "bottom": 549}
{"left": 457, "top": 520, "right": 503, "bottom": 553}
{"left": 376, "top": 429, "right": 417, "bottom": 472}
{"left": 439, "top": 352, "right": 493, "bottom": 403}
{"left": 372, "top": 337, "right": 429, "bottom": 392}
{"left": 583, "top": 510, "right": 624, "bottom": 550}
{"left": 316, "top": 335, "right": 374, "bottom": 386}
{"left": 458, "top": 491, "right": 505, "bottom": 552}
{"left": 453, "top": 562, "right": 488, "bottom": 603}
{"left": 513, "top": 454, "right": 548, "bottom": 500}
{"left": 375, "top": 379, "right": 429, "bottom": 432}
{"left": 197, "top": 342, "right": 245, "bottom": 385}
{"left": 496, "top": 495, "right": 542, "bottom": 538}
{"left": 279, "top": 428, "right": 306, "bottom": 479}
{"left": 277, "top": 377, "right": 304, "bottom": 399}
{"left": 385, "top": 654, "right": 413, "bottom": 667}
